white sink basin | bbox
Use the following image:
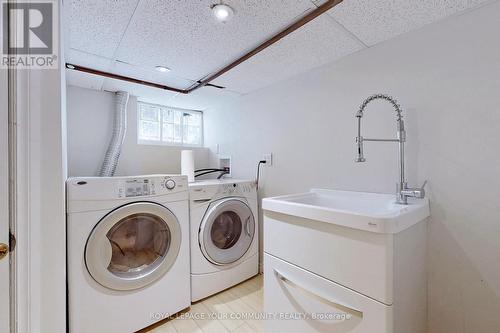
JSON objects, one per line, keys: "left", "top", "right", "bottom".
{"left": 262, "top": 189, "right": 430, "bottom": 234}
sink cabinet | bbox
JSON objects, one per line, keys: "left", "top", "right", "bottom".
{"left": 262, "top": 189, "right": 428, "bottom": 333}
{"left": 264, "top": 254, "right": 393, "bottom": 333}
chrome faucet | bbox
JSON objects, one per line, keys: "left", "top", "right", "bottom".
{"left": 355, "top": 94, "right": 426, "bottom": 205}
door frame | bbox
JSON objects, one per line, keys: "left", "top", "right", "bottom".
{"left": 3, "top": 1, "right": 67, "bottom": 333}
{"left": 1, "top": 33, "right": 11, "bottom": 333}
{"left": 4, "top": 2, "right": 25, "bottom": 331}
{"left": 1, "top": 2, "right": 18, "bottom": 332}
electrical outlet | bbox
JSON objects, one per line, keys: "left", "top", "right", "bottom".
{"left": 263, "top": 153, "right": 273, "bottom": 166}
{"left": 219, "top": 155, "right": 232, "bottom": 177}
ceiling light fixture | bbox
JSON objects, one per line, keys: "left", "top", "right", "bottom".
{"left": 212, "top": 4, "right": 234, "bottom": 23}
{"left": 155, "top": 65, "right": 170, "bottom": 73}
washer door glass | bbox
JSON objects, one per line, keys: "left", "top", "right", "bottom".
{"left": 107, "top": 213, "right": 170, "bottom": 278}
{"left": 85, "top": 202, "right": 181, "bottom": 291}
{"left": 200, "top": 199, "right": 255, "bottom": 265}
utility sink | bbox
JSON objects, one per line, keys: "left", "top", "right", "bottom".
{"left": 263, "top": 189, "right": 429, "bottom": 333}
{"left": 262, "top": 189, "right": 430, "bottom": 234}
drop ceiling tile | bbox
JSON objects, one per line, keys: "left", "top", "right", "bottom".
{"left": 327, "top": 0, "right": 491, "bottom": 46}
{"left": 66, "top": 48, "right": 113, "bottom": 71}
{"left": 212, "top": 14, "right": 364, "bottom": 93}
{"left": 65, "top": 49, "right": 112, "bottom": 90}
{"left": 69, "top": 0, "right": 139, "bottom": 58}
{"left": 66, "top": 49, "right": 194, "bottom": 92}
{"left": 110, "top": 60, "right": 195, "bottom": 90}
{"left": 164, "top": 87, "right": 243, "bottom": 111}
{"left": 66, "top": 69, "right": 105, "bottom": 91}
{"left": 102, "top": 77, "right": 178, "bottom": 106}
{"left": 114, "top": 0, "right": 315, "bottom": 80}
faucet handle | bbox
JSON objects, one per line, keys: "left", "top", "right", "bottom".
{"left": 412, "top": 180, "right": 427, "bottom": 199}
{"left": 401, "top": 180, "right": 427, "bottom": 199}
{"left": 415, "top": 181, "right": 427, "bottom": 199}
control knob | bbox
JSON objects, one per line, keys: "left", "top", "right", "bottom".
{"left": 165, "top": 179, "right": 176, "bottom": 190}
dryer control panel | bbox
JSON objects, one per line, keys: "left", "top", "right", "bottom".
{"left": 220, "top": 182, "right": 255, "bottom": 195}
{"left": 189, "top": 180, "right": 256, "bottom": 203}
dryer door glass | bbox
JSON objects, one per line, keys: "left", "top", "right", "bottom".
{"left": 211, "top": 211, "right": 242, "bottom": 250}
{"left": 85, "top": 202, "right": 182, "bottom": 291}
{"left": 106, "top": 213, "right": 170, "bottom": 278}
{"left": 200, "top": 199, "right": 255, "bottom": 265}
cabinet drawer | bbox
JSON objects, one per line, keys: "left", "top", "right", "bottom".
{"left": 264, "top": 254, "right": 393, "bottom": 333}
{"left": 264, "top": 211, "right": 393, "bottom": 304}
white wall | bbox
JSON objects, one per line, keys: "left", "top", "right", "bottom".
{"left": 67, "top": 86, "right": 209, "bottom": 177}
{"left": 205, "top": 2, "right": 500, "bottom": 333}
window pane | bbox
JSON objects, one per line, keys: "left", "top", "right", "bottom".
{"left": 138, "top": 102, "right": 202, "bottom": 146}
{"left": 140, "top": 104, "right": 159, "bottom": 121}
{"left": 183, "top": 125, "right": 201, "bottom": 145}
{"left": 162, "top": 109, "right": 173, "bottom": 123}
{"left": 162, "top": 123, "right": 174, "bottom": 142}
{"left": 173, "top": 124, "right": 182, "bottom": 143}
{"left": 183, "top": 111, "right": 202, "bottom": 126}
{"left": 173, "top": 110, "right": 182, "bottom": 125}
{"left": 182, "top": 111, "right": 202, "bottom": 145}
{"left": 139, "top": 120, "right": 160, "bottom": 141}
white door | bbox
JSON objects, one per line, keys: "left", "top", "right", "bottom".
{"left": 0, "top": 34, "right": 11, "bottom": 332}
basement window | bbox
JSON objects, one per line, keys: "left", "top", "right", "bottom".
{"left": 137, "top": 102, "right": 203, "bottom": 147}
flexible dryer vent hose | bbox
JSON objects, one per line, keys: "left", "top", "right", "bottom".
{"left": 99, "top": 91, "right": 130, "bottom": 177}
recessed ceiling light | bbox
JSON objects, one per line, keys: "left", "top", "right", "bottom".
{"left": 212, "top": 4, "right": 234, "bottom": 23}
{"left": 155, "top": 66, "right": 170, "bottom": 73}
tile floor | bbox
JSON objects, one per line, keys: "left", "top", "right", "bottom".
{"left": 143, "top": 274, "right": 264, "bottom": 333}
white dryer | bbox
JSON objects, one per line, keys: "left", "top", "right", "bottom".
{"left": 189, "top": 179, "right": 259, "bottom": 302}
{"left": 67, "top": 175, "right": 190, "bottom": 333}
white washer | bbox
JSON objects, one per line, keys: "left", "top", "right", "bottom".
{"left": 189, "top": 179, "right": 259, "bottom": 302}
{"left": 67, "top": 175, "right": 190, "bottom": 333}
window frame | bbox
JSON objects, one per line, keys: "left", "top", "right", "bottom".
{"left": 137, "top": 101, "right": 204, "bottom": 148}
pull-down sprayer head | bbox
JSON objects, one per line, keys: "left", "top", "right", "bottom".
{"left": 355, "top": 116, "right": 366, "bottom": 162}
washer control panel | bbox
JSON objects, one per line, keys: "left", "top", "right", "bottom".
{"left": 66, "top": 175, "right": 188, "bottom": 203}
{"left": 117, "top": 175, "right": 185, "bottom": 198}
{"left": 122, "top": 178, "right": 155, "bottom": 197}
